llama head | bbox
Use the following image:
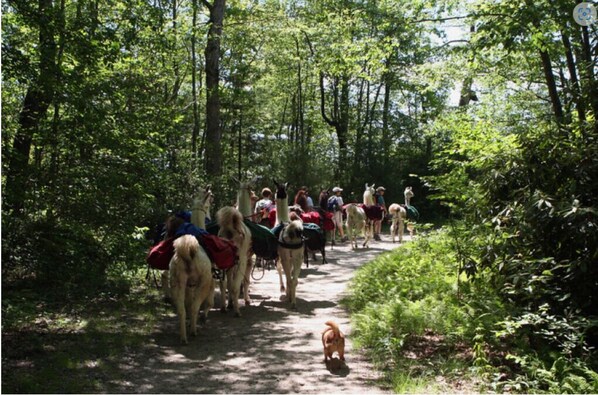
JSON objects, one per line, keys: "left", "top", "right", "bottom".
{"left": 233, "top": 175, "right": 259, "bottom": 194}
{"left": 191, "top": 185, "right": 214, "bottom": 225}
{"left": 364, "top": 183, "right": 376, "bottom": 205}
{"left": 404, "top": 186, "right": 414, "bottom": 199}
{"left": 193, "top": 185, "right": 213, "bottom": 211}
{"left": 273, "top": 180, "right": 289, "bottom": 200}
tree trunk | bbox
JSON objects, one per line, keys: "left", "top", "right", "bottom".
{"left": 561, "top": 31, "right": 586, "bottom": 122}
{"left": 577, "top": 26, "right": 598, "bottom": 132}
{"left": 539, "top": 49, "right": 564, "bottom": 124}
{"left": 203, "top": 0, "right": 225, "bottom": 176}
{"left": 191, "top": 0, "right": 200, "bottom": 160}
{"left": 381, "top": 72, "right": 392, "bottom": 170}
{"left": 319, "top": 72, "right": 350, "bottom": 181}
{"left": 5, "top": 0, "right": 57, "bottom": 214}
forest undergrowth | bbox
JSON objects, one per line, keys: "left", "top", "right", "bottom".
{"left": 344, "top": 230, "right": 598, "bottom": 394}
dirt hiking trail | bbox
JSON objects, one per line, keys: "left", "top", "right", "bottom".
{"left": 110, "top": 236, "right": 408, "bottom": 393}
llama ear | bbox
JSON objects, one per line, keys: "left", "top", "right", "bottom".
{"left": 284, "top": 182, "right": 289, "bottom": 189}
{"left": 205, "top": 184, "right": 212, "bottom": 192}
{"left": 365, "top": 183, "right": 369, "bottom": 189}
{"left": 372, "top": 183, "right": 375, "bottom": 189}
{"left": 273, "top": 179, "right": 279, "bottom": 188}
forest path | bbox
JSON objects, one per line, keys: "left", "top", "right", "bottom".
{"left": 109, "top": 235, "right": 409, "bottom": 393}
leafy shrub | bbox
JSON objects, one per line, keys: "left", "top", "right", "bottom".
{"left": 345, "top": 231, "right": 503, "bottom": 361}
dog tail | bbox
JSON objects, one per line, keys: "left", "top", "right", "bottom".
{"left": 174, "top": 235, "right": 198, "bottom": 274}
{"left": 325, "top": 320, "right": 341, "bottom": 336}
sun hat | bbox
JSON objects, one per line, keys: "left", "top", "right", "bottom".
{"left": 261, "top": 187, "right": 272, "bottom": 196}
{"left": 376, "top": 186, "right": 386, "bottom": 191}
{"left": 332, "top": 187, "right": 343, "bottom": 193}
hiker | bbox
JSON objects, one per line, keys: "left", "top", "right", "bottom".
{"left": 328, "top": 187, "right": 348, "bottom": 242}
{"left": 255, "top": 187, "right": 274, "bottom": 227}
{"left": 374, "top": 186, "right": 387, "bottom": 240}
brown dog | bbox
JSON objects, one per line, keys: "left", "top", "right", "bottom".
{"left": 322, "top": 321, "right": 345, "bottom": 362}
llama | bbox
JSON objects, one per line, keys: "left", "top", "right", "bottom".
{"left": 169, "top": 235, "right": 213, "bottom": 344}
{"left": 360, "top": 183, "right": 377, "bottom": 242}
{"left": 216, "top": 179, "right": 251, "bottom": 317}
{"left": 168, "top": 186, "right": 214, "bottom": 344}
{"left": 215, "top": 200, "right": 252, "bottom": 317}
{"left": 274, "top": 180, "right": 304, "bottom": 309}
{"left": 363, "top": 183, "right": 376, "bottom": 206}
{"left": 162, "top": 185, "right": 214, "bottom": 304}
{"left": 404, "top": 186, "right": 414, "bottom": 206}
{"left": 388, "top": 187, "right": 415, "bottom": 243}
{"left": 345, "top": 203, "right": 370, "bottom": 249}
{"left": 388, "top": 203, "right": 407, "bottom": 243}
{"left": 232, "top": 176, "right": 259, "bottom": 307}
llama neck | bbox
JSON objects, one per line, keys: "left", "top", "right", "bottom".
{"left": 191, "top": 209, "right": 207, "bottom": 229}
{"left": 405, "top": 195, "right": 411, "bottom": 206}
{"left": 364, "top": 192, "right": 374, "bottom": 206}
{"left": 237, "top": 189, "right": 252, "bottom": 217}
{"left": 191, "top": 201, "right": 209, "bottom": 228}
{"left": 276, "top": 198, "right": 290, "bottom": 223}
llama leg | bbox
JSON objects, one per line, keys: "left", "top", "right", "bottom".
{"left": 219, "top": 277, "right": 227, "bottom": 313}
{"left": 162, "top": 270, "right": 172, "bottom": 300}
{"left": 398, "top": 217, "right": 404, "bottom": 243}
{"left": 280, "top": 253, "right": 293, "bottom": 302}
{"left": 364, "top": 222, "right": 371, "bottom": 248}
{"left": 201, "top": 279, "right": 216, "bottom": 323}
{"left": 243, "top": 253, "right": 253, "bottom": 306}
{"left": 189, "top": 286, "right": 203, "bottom": 337}
{"left": 276, "top": 258, "right": 285, "bottom": 293}
{"left": 290, "top": 254, "right": 302, "bottom": 308}
{"left": 231, "top": 268, "right": 243, "bottom": 317}
{"left": 226, "top": 271, "right": 235, "bottom": 311}
{"left": 170, "top": 279, "right": 188, "bottom": 344}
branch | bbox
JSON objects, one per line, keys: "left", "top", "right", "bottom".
{"left": 200, "top": 0, "right": 212, "bottom": 11}
{"left": 409, "top": 12, "right": 513, "bottom": 24}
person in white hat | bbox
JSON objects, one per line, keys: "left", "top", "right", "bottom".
{"left": 329, "top": 187, "right": 347, "bottom": 242}
{"left": 374, "top": 186, "right": 387, "bottom": 240}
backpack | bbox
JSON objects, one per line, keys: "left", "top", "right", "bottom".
{"left": 198, "top": 234, "right": 238, "bottom": 270}
{"left": 327, "top": 196, "right": 339, "bottom": 212}
{"left": 245, "top": 220, "right": 279, "bottom": 260}
{"left": 406, "top": 205, "right": 420, "bottom": 221}
{"left": 147, "top": 238, "right": 175, "bottom": 270}
{"left": 206, "top": 219, "right": 279, "bottom": 260}
{"left": 303, "top": 222, "right": 325, "bottom": 252}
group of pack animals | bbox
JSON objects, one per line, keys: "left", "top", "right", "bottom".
{"left": 150, "top": 179, "right": 418, "bottom": 344}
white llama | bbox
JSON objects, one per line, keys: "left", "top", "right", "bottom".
{"left": 232, "top": 176, "right": 259, "bottom": 307}
{"left": 388, "top": 187, "right": 415, "bottom": 243}
{"left": 273, "top": 180, "right": 304, "bottom": 309}
{"left": 215, "top": 179, "right": 252, "bottom": 317}
{"left": 168, "top": 186, "right": 214, "bottom": 344}
{"left": 345, "top": 203, "right": 370, "bottom": 249}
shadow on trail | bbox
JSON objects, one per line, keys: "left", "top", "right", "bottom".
{"left": 118, "top": 299, "right": 354, "bottom": 393}
{"left": 62, "top": 242, "right": 397, "bottom": 393}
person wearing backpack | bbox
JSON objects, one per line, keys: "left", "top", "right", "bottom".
{"left": 255, "top": 187, "right": 274, "bottom": 227}
{"left": 328, "top": 187, "right": 348, "bottom": 242}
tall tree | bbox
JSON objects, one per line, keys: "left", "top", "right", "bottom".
{"left": 202, "top": 0, "right": 225, "bottom": 177}
{"left": 4, "top": 0, "right": 59, "bottom": 215}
